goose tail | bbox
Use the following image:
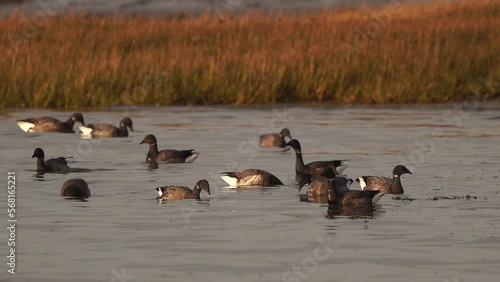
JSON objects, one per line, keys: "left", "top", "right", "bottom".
{"left": 220, "top": 175, "right": 238, "bottom": 187}
{"left": 79, "top": 126, "right": 93, "bottom": 136}
{"left": 372, "top": 191, "right": 386, "bottom": 204}
{"left": 336, "top": 164, "right": 348, "bottom": 175}
{"left": 185, "top": 152, "right": 200, "bottom": 163}
{"left": 17, "top": 121, "right": 35, "bottom": 132}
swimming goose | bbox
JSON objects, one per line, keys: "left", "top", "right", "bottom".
{"left": 156, "top": 180, "right": 210, "bottom": 200}
{"left": 302, "top": 167, "right": 352, "bottom": 197}
{"left": 259, "top": 128, "right": 292, "bottom": 148}
{"left": 286, "top": 139, "right": 347, "bottom": 187}
{"left": 327, "top": 176, "right": 385, "bottom": 206}
{"left": 140, "top": 134, "right": 199, "bottom": 163}
{"left": 79, "top": 117, "right": 133, "bottom": 138}
{"left": 220, "top": 169, "right": 283, "bottom": 187}
{"left": 32, "top": 148, "right": 70, "bottom": 173}
{"left": 61, "top": 178, "right": 91, "bottom": 198}
{"left": 356, "top": 165, "right": 412, "bottom": 194}
{"left": 17, "top": 113, "right": 85, "bottom": 133}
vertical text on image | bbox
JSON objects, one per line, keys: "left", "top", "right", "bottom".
{"left": 7, "top": 172, "right": 17, "bottom": 274}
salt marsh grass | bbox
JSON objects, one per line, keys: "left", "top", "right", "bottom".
{"left": 0, "top": 0, "right": 498, "bottom": 108}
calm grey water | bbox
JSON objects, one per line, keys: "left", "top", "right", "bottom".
{"left": 1, "top": 105, "right": 499, "bottom": 282}
{"left": 1, "top": 0, "right": 436, "bottom": 15}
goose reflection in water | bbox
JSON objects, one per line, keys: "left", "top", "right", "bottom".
{"left": 299, "top": 195, "right": 328, "bottom": 204}
{"left": 299, "top": 196, "right": 382, "bottom": 219}
{"left": 326, "top": 205, "right": 381, "bottom": 220}
{"left": 148, "top": 162, "right": 159, "bottom": 170}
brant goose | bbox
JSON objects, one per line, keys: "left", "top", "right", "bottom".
{"left": 259, "top": 128, "right": 292, "bottom": 148}
{"left": 79, "top": 117, "right": 133, "bottom": 138}
{"left": 17, "top": 113, "right": 85, "bottom": 133}
{"left": 140, "top": 134, "right": 199, "bottom": 163}
{"left": 220, "top": 169, "right": 283, "bottom": 187}
{"left": 32, "top": 148, "right": 70, "bottom": 173}
{"left": 327, "top": 176, "right": 385, "bottom": 206}
{"left": 61, "top": 178, "right": 91, "bottom": 198}
{"left": 302, "top": 167, "right": 352, "bottom": 197}
{"left": 156, "top": 180, "right": 210, "bottom": 200}
{"left": 286, "top": 139, "right": 347, "bottom": 187}
{"left": 356, "top": 165, "right": 412, "bottom": 194}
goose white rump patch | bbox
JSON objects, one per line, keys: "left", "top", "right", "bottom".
{"left": 79, "top": 126, "right": 93, "bottom": 136}
{"left": 220, "top": 176, "right": 238, "bottom": 187}
{"left": 17, "top": 121, "right": 35, "bottom": 132}
{"left": 220, "top": 174, "right": 264, "bottom": 187}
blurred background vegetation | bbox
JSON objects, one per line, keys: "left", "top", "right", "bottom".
{"left": 0, "top": 0, "right": 498, "bottom": 109}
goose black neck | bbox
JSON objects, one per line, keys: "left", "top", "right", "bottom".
{"left": 148, "top": 144, "right": 159, "bottom": 161}
{"left": 64, "top": 118, "right": 75, "bottom": 129}
{"left": 192, "top": 187, "right": 202, "bottom": 200}
{"left": 297, "top": 174, "right": 312, "bottom": 189}
{"left": 36, "top": 158, "right": 46, "bottom": 171}
{"left": 390, "top": 176, "right": 404, "bottom": 194}
{"left": 118, "top": 127, "right": 128, "bottom": 137}
{"left": 293, "top": 150, "right": 308, "bottom": 174}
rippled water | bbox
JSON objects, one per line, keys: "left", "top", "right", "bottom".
{"left": 1, "top": 0, "right": 432, "bottom": 15}
{"left": 1, "top": 105, "right": 499, "bottom": 282}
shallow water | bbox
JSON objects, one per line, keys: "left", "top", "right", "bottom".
{"left": 1, "top": 0, "right": 434, "bottom": 15}
{"left": 1, "top": 105, "right": 499, "bottom": 282}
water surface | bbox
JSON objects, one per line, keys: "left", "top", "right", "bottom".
{"left": 0, "top": 105, "right": 499, "bottom": 282}
{"left": 1, "top": 0, "right": 436, "bottom": 15}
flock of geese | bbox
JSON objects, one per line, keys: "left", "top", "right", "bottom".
{"left": 18, "top": 112, "right": 413, "bottom": 208}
